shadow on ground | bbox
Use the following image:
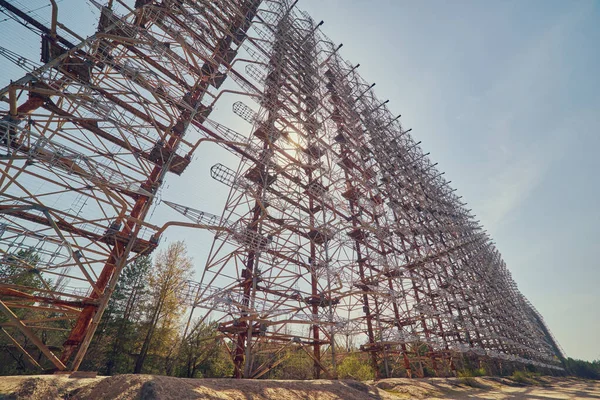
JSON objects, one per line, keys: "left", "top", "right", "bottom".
{"left": 1, "top": 374, "right": 599, "bottom": 399}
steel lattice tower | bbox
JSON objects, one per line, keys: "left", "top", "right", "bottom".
{"left": 0, "top": 0, "right": 563, "bottom": 377}
{"left": 0, "top": 0, "right": 260, "bottom": 371}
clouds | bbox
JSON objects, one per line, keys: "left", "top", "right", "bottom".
{"left": 479, "top": 154, "right": 549, "bottom": 230}
{"left": 467, "top": 1, "right": 596, "bottom": 231}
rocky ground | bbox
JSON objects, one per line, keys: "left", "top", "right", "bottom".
{"left": 0, "top": 374, "right": 598, "bottom": 399}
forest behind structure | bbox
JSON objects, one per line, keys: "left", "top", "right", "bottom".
{"left": 1, "top": 241, "right": 598, "bottom": 381}
{"left": 0, "top": 241, "right": 373, "bottom": 380}
{"left": 1, "top": 241, "right": 228, "bottom": 378}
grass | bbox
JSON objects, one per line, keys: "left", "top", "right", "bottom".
{"left": 509, "top": 370, "right": 542, "bottom": 385}
{"left": 457, "top": 368, "right": 487, "bottom": 388}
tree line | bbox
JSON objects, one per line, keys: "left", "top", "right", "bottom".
{"left": 80, "top": 241, "right": 233, "bottom": 377}
{"left": 0, "top": 241, "right": 229, "bottom": 377}
{"left": 0, "top": 241, "right": 598, "bottom": 380}
{"left": 0, "top": 241, "right": 373, "bottom": 379}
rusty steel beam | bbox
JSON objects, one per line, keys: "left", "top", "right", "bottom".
{"left": 0, "top": 0, "right": 563, "bottom": 378}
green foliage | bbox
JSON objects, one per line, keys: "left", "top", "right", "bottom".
{"left": 202, "top": 346, "right": 234, "bottom": 378}
{"left": 81, "top": 255, "right": 152, "bottom": 375}
{"left": 268, "top": 349, "right": 313, "bottom": 380}
{"left": 80, "top": 244, "right": 198, "bottom": 377}
{"left": 457, "top": 367, "right": 486, "bottom": 378}
{"left": 178, "top": 321, "right": 233, "bottom": 378}
{"left": 457, "top": 368, "right": 487, "bottom": 387}
{"left": 562, "top": 357, "right": 600, "bottom": 380}
{"left": 106, "top": 255, "right": 152, "bottom": 319}
{"left": 414, "top": 342, "right": 430, "bottom": 356}
{"left": 0, "top": 248, "right": 42, "bottom": 289}
{"left": 0, "top": 249, "right": 67, "bottom": 375}
{"left": 337, "top": 353, "right": 375, "bottom": 381}
{"left": 458, "top": 376, "right": 479, "bottom": 387}
{"left": 509, "top": 370, "right": 542, "bottom": 384}
{"left": 0, "top": 243, "right": 233, "bottom": 378}
{"left": 134, "top": 242, "right": 193, "bottom": 374}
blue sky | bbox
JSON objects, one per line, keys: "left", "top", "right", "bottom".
{"left": 0, "top": 0, "right": 598, "bottom": 361}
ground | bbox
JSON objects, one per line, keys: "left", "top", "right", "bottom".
{"left": 0, "top": 374, "right": 598, "bottom": 399}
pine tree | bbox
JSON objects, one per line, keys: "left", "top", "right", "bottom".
{"left": 81, "top": 255, "right": 152, "bottom": 374}
{"left": 0, "top": 249, "right": 47, "bottom": 373}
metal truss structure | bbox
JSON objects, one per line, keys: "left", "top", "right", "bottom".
{"left": 0, "top": 0, "right": 563, "bottom": 378}
{"left": 0, "top": 0, "right": 260, "bottom": 371}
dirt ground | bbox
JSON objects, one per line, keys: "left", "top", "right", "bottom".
{"left": 0, "top": 374, "right": 598, "bottom": 399}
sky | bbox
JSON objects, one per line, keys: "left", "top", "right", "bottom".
{"left": 0, "top": 0, "right": 598, "bottom": 361}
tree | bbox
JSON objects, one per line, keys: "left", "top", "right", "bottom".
{"left": 134, "top": 241, "right": 193, "bottom": 374}
{"left": 337, "top": 353, "right": 376, "bottom": 381}
{"left": 268, "top": 348, "right": 313, "bottom": 380}
{"left": 79, "top": 255, "right": 152, "bottom": 374}
{"left": 178, "top": 320, "right": 233, "bottom": 378}
{"left": 562, "top": 357, "right": 600, "bottom": 380}
{"left": 0, "top": 248, "right": 42, "bottom": 289}
{"left": 0, "top": 249, "right": 50, "bottom": 373}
